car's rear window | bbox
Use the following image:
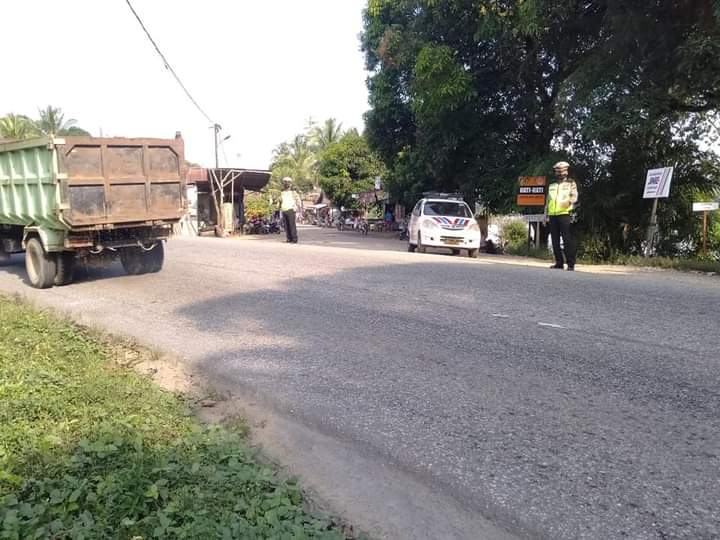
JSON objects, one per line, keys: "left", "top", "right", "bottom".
{"left": 422, "top": 201, "right": 472, "bottom": 218}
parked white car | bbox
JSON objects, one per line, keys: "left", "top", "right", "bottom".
{"left": 408, "top": 197, "right": 481, "bottom": 257}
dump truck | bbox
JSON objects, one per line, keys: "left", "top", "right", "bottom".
{"left": 0, "top": 133, "right": 186, "bottom": 288}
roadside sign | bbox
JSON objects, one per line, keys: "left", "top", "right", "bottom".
{"left": 517, "top": 176, "right": 547, "bottom": 206}
{"left": 523, "top": 214, "right": 546, "bottom": 222}
{"left": 374, "top": 176, "right": 382, "bottom": 190}
{"left": 693, "top": 202, "right": 719, "bottom": 212}
{"left": 643, "top": 167, "right": 673, "bottom": 199}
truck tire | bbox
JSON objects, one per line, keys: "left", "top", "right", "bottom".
{"left": 120, "top": 247, "right": 144, "bottom": 275}
{"left": 54, "top": 252, "right": 76, "bottom": 286}
{"left": 0, "top": 248, "right": 10, "bottom": 266}
{"left": 467, "top": 248, "right": 478, "bottom": 258}
{"left": 25, "top": 237, "right": 57, "bottom": 289}
{"left": 142, "top": 242, "right": 164, "bottom": 273}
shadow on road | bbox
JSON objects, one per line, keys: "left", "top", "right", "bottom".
{"left": 0, "top": 253, "right": 135, "bottom": 287}
{"left": 174, "top": 260, "right": 720, "bottom": 540}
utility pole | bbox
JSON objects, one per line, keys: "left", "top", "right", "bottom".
{"left": 644, "top": 197, "right": 659, "bottom": 256}
{"left": 213, "top": 123, "right": 221, "bottom": 169}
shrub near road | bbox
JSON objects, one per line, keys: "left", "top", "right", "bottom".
{"left": 0, "top": 296, "right": 344, "bottom": 539}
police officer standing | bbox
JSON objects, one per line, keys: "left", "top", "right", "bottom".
{"left": 545, "top": 161, "right": 579, "bottom": 271}
{"left": 280, "top": 176, "right": 302, "bottom": 243}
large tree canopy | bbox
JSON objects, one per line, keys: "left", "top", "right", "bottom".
{"left": 362, "top": 0, "right": 720, "bottom": 255}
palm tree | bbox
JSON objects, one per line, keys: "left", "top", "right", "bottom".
{"left": 310, "top": 118, "right": 344, "bottom": 151}
{"left": 0, "top": 114, "right": 38, "bottom": 140}
{"left": 37, "top": 105, "right": 78, "bottom": 135}
{"left": 271, "top": 135, "right": 318, "bottom": 192}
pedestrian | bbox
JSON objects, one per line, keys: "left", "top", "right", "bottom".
{"left": 545, "top": 161, "right": 579, "bottom": 271}
{"left": 384, "top": 209, "right": 394, "bottom": 227}
{"left": 280, "top": 177, "right": 302, "bottom": 243}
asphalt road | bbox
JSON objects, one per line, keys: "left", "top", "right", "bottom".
{"left": 1, "top": 227, "right": 719, "bottom": 539}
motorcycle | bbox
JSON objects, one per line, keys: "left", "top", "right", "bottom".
{"left": 398, "top": 218, "right": 410, "bottom": 241}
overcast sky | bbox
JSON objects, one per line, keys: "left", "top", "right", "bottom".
{"left": 2, "top": 0, "right": 370, "bottom": 169}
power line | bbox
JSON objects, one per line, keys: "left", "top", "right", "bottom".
{"left": 124, "top": 0, "right": 214, "bottom": 125}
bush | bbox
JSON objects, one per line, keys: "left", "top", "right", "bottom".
{"left": 244, "top": 194, "right": 274, "bottom": 221}
{"left": 576, "top": 233, "right": 612, "bottom": 262}
{"left": 501, "top": 220, "right": 529, "bottom": 249}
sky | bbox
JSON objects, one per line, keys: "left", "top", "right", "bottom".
{"left": 1, "top": 0, "right": 370, "bottom": 170}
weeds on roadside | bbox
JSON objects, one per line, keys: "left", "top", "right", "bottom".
{"left": 0, "top": 297, "right": 345, "bottom": 539}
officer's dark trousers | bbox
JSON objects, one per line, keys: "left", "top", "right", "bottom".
{"left": 283, "top": 210, "right": 298, "bottom": 243}
{"left": 549, "top": 215, "right": 575, "bottom": 267}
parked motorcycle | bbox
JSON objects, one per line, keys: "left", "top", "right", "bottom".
{"left": 398, "top": 218, "right": 410, "bottom": 241}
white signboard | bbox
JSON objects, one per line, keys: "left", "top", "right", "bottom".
{"left": 643, "top": 167, "right": 673, "bottom": 199}
{"left": 523, "top": 214, "right": 546, "bottom": 223}
{"left": 374, "top": 176, "right": 382, "bottom": 190}
{"left": 693, "top": 202, "right": 719, "bottom": 212}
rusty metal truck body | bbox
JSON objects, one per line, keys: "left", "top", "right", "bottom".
{"left": 0, "top": 133, "right": 186, "bottom": 288}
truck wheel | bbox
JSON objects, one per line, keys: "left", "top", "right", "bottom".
{"left": 0, "top": 248, "right": 10, "bottom": 266}
{"left": 467, "top": 248, "right": 478, "bottom": 258}
{"left": 25, "top": 238, "right": 57, "bottom": 289}
{"left": 142, "top": 242, "right": 164, "bottom": 273}
{"left": 120, "top": 247, "right": 145, "bottom": 275}
{"left": 54, "top": 252, "right": 76, "bottom": 286}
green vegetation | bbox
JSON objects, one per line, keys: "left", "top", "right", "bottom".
{"left": 270, "top": 134, "right": 319, "bottom": 194}
{"left": 361, "top": 0, "right": 720, "bottom": 259}
{"left": 268, "top": 119, "right": 387, "bottom": 212}
{"left": 317, "top": 131, "right": 386, "bottom": 210}
{"left": 500, "top": 221, "right": 529, "bottom": 251}
{"left": 244, "top": 193, "right": 275, "bottom": 221}
{"left": 0, "top": 296, "right": 344, "bottom": 539}
{"left": 501, "top": 243, "right": 719, "bottom": 273}
{"left": 0, "top": 106, "right": 90, "bottom": 139}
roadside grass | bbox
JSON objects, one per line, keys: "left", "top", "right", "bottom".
{"left": 0, "top": 295, "right": 345, "bottom": 539}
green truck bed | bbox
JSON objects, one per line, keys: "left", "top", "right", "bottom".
{"left": 0, "top": 133, "right": 186, "bottom": 288}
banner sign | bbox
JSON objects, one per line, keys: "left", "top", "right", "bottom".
{"left": 517, "top": 176, "right": 547, "bottom": 206}
{"left": 692, "top": 202, "right": 719, "bottom": 212}
{"left": 643, "top": 167, "right": 673, "bottom": 199}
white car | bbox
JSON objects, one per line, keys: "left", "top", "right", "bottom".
{"left": 408, "top": 198, "right": 481, "bottom": 257}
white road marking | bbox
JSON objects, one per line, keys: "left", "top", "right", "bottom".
{"left": 538, "top": 322, "right": 566, "bottom": 329}
{"left": 491, "top": 314, "right": 510, "bottom": 318}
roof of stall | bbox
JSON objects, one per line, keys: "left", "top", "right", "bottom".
{"left": 188, "top": 167, "right": 270, "bottom": 192}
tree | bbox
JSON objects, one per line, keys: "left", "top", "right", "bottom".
{"left": 0, "top": 114, "right": 38, "bottom": 140}
{"left": 309, "top": 118, "right": 345, "bottom": 151}
{"left": 361, "top": 0, "right": 720, "bottom": 256}
{"left": 318, "top": 130, "right": 386, "bottom": 209}
{"left": 37, "top": 105, "right": 89, "bottom": 136}
{"left": 269, "top": 135, "right": 318, "bottom": 193}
